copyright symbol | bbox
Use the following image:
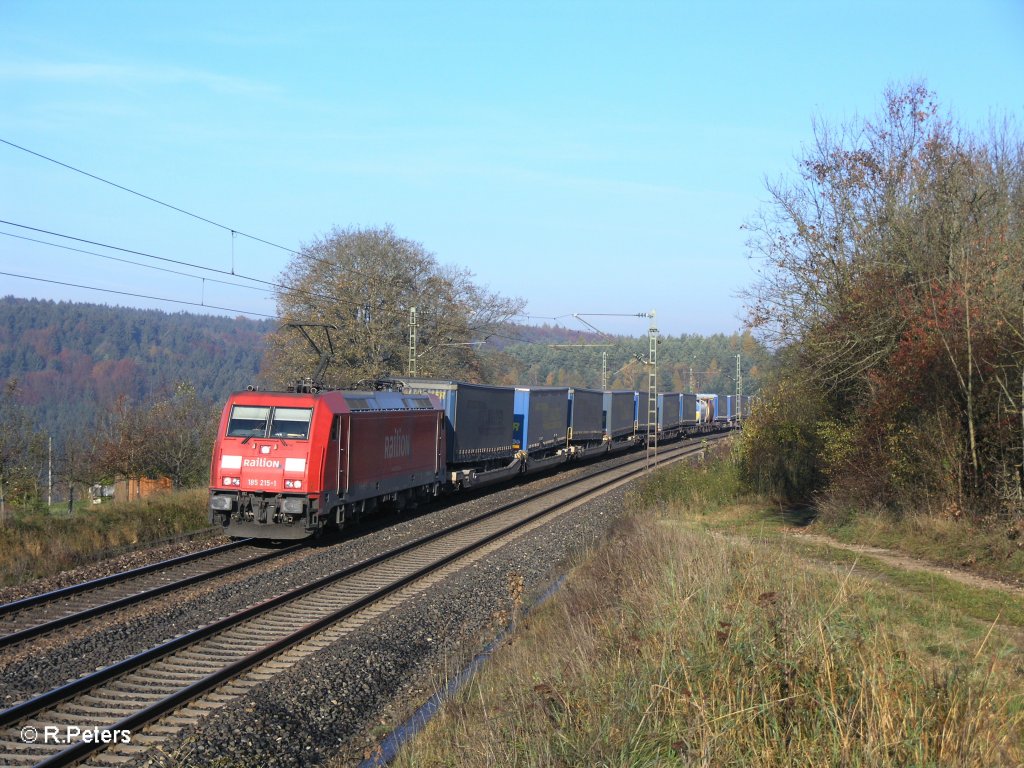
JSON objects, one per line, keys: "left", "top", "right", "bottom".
{"left": 21, "top": 725, "right": 38, "bottom": 743}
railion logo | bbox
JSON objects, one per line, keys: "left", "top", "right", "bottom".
{"left": 243, "top": 457, "right": 282, "bottom": 469}
{"left": 384, "top": 429, "right": 411, "bottom": 459}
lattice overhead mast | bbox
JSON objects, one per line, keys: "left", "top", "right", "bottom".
{"left": 646, "top": 311, "right": 658, "bottom": 471}
{"left": 408, "top": 307, "right": 417, "bottom": 377}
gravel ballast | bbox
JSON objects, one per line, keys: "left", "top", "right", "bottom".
{"left": 0, "top": 450, "right": 653, "bottom": 704}
{"left": 1, "top": 444, "right": 706, "bottom": 765}
{"left": 142, "top": 485, "right": 634, "bottom": 767}
{"left": 0, "top": 531, "right": 229, "bottom": 605}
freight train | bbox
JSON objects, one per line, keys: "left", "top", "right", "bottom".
{"left": 208, "top": 379, "right": 751, "bottom": 540}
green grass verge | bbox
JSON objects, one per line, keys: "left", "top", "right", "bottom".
{"left": 393, "top": 452, "right": 1024, "bottom": 767}
{"left": 818, "top": 508, "right": 1024, "bottom": 585}
{"left": 0, "top": 489, "right": 210, "bottom": 586}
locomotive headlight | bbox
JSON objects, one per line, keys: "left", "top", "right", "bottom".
{"left": 284, "top": 479, "right": 303, "bottom": 489}
{"left": 222, "top": 476, "right": 240, "bottom": 486}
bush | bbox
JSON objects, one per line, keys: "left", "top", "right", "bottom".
{"left": 630, "top": 442, "right": 745, "bottom": 513}
{"left": 737, "top": 374, "right": 825, "bottom": 503}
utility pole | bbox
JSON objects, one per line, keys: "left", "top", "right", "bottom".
{"left": 736, "top": 353, "right": 742, "bottom": 423}
{"left": 571, "top": 310, "right": 657, "bottom": 467}
{"left": 407, "top": 307, "right": 417, "bottom": 377}
{"left": 48, "top": 435, "right": 52, "bottom": 508}
{"left": 646, "top": 311, "right": 658, "bottom": 471}
{"left": 737, "top": 354, "right": 745, "bottom": 428}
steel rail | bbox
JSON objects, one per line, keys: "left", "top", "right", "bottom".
{"left": 0, "top": 436, "right": 724, "bottom": 765}
{"left": 0, "top": 542, "right": 305, "bottom": 650}
{"left": 0, "top": 540, "right": 251, "bottom": 618}
{"left": 0, "top": 439, "right": 718, "bottom": 767}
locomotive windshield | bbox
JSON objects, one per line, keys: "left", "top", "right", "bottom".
{"left": 227, "top": 406, "right": 270, "bottom": 437}
{"left": 270, "top": 407, "right": 313, "bottom": 439}
{"left": 227, "top": 405, "right": 313, "bottom": 440}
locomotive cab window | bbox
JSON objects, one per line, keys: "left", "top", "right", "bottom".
{"left": 226, "top": 405, "right": 312, "bottom": 440}
{"left": 227, "top": 406, "right": 270, "bottom": 437}
{"left": 270, "top": 407, "right": 313, "bottom": 440}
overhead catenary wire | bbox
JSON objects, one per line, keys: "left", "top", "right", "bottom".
{"left": 0, "top": 217, "right": 457, "bottom": 316}
{"left": 0, "top": 137, "right": 300, "bottom": 256}
{"left": 2, "top": 137, "right": 399, "bottom": 287}
{"left": 2, "top": 137, "right": 522, "bottom": 342}
{"left": 2, "top": 137, "right": 507, "bottom": 316}
{"left": 511, "top": 313, "right": 575, "bottom": 322}
{"left": 0, "top": 231, "right": 270, "bottom": 295}
{"left": 0, "top": 270, "right": 278, "bottom": 319}
{"left": 0, "top": 224, "right": 520, "bottom": 348}
{"left": 0, "top": 219, "right": 279, "bottom": 286}
{"left": 0, "top": 219, "right": 361, "bottom": 311}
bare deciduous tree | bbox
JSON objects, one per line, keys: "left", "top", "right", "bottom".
{"left": 742, "top": 84, "right": 1024, "bottom": 516}
{"left": 263, "top": 226, "right": 524, "bottom": 388}
{"left": 0, "top": 379, "right": 46, "bottom": 517}
{"left": 148, "top": 382, "right": 218, "bottom": 488}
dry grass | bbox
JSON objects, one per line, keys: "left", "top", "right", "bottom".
{"left": 0, "top": 489, "right": 209, "bottom": 586}
{"left": 817, "top": 501, "right": 1024, "bottom": 585}
{"left": 394, "top": 457, "right": 1024, "bottom": 767}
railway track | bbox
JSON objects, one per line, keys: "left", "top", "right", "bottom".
{"left": 0, "top": 540, "right": 303, "bottom": 651}
{"left": 0, "top": 436, "right": 720, "bottom": 767}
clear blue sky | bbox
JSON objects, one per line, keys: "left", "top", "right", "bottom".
{"left": 2, "top": 1, "right": 1022, "bottom": 336}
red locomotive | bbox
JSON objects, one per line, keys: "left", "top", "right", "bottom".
{"left": 208, "top": 388, "right": 445, "bottom": 539}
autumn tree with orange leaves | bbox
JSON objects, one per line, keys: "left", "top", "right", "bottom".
{"left": 741, "top": 84, "right": 1023, "bottom": 519}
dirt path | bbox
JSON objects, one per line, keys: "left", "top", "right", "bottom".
{"left": 789, "top": 530, "right": 1024, "bottom": 596}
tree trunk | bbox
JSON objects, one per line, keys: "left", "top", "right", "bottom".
{"left": 964, "top": 276, "right": 979, "bottom": 487}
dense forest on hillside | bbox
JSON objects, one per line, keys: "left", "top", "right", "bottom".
{"left": 0, "top": 296, "right": 769, "bottom": 510}
{"left": 1, "top": 297, "right": 765, "bottom": 441}
{"left": 483, "top": 325, "right": 768, "bottom": 395}
{"left": 0, "top": 297, "right": 273, "bottom": 436}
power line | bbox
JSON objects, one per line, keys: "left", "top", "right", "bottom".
{"left": 0, "top": 219, "right": 276, "bottom": 286}
{"left": 0, "top": 137, "right": 299, "bottom": 256}
{"left": 0, "top": 270, "right": 278, "bottom": 319}
{"left": 2, "top": 137, "right": 488, "bottom": 312}
{"left": 0, "top": 231, "right": 270, "bottom": 295}
{"left": 0, "top": 218, "right": 351, "bottom": 308}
